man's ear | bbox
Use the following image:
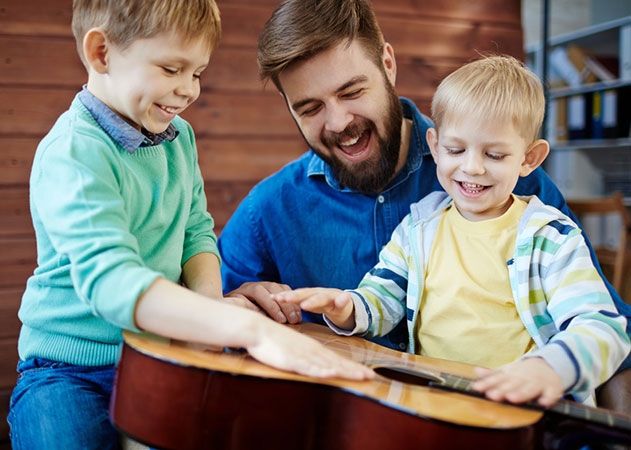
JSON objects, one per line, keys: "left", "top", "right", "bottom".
{"left": 83, "top": 28, "right": 109, "bottom": 74}
{"left": 520, "top": 139, "right": 550, "bottom": 177}
{"left": 382, "top": 42, "right": 397, "bottom": 86}
{"left": 426, "top": 127, "right": 439, "bottom": 162}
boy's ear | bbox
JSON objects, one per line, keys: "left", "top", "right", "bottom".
{"left": 83, "top": 28, "right": 109, "bottom": 74}
{"left": 426, "top": 127, "right": 439, "bottom": 162}
{"left": 520, "top": 139, "right": 550, "bottom": 177}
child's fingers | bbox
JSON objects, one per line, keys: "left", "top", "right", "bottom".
{"left": 472, "top": 369, "right": 506, "bottom": 392}
{"left": 333, "top": 292, "right": 353, "bottom": 309}
{"left": 273, "top": 288, "right": 327, "bottom": 303}
{"left": 504, "top": 382, "right": 544, "bottom": 404}
{"left": 300, "top": 293, "right": 338, "bottom": 313}
{"left": 297, "top": 350, "right": 374, "bottom": 380}
{"left": 537, "top": 386, "right": 562, "bottom": 408}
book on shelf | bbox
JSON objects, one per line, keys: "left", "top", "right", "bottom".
{"left": 547, "top": 44, "right": 630, "bottom": 142}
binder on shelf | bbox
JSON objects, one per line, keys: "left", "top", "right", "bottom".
{"left": 567, "top": 93, "right": 592, "bottom": 140}
{"left": 549, "top": 97, "right": 568, "bottom": 142}
{"left": 602, "top": 90, "right": 618, "bottom": 138}
{"left": 592, "top": 91, "right": 604, "bottom": 139}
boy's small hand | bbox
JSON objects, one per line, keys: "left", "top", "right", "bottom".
{"left": 226, "top": 282, "right": 302, "bottom": 324}
{"left": 472, "top": 357, "right": 564, "bottom": 407}
{"left": 273, "top": 288, "right": 355, "bottom": 330}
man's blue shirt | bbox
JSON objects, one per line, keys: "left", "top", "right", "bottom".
{"left": 219, "top": 97, "right": 631, "bottom": 353}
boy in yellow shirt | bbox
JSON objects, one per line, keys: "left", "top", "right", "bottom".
{"left": 275, "top": 55, "right": 629, "bottom": 406}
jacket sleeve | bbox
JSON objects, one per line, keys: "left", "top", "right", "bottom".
{"left": 530, "top": 226, "right": 630, "bottom": 397}
{"left": 516, "top": 167, "right": 631, "bottom": 335}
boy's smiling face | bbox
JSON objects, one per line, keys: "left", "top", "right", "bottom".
{"left": 427, "top": 117, "right": 546, "bottom": 222}
{"left": 98, "top": 31, "right": 210, "bottom": 133}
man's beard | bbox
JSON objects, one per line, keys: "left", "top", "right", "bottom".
{"left": 310, "top": 82, "right": 403, "bottom": 195}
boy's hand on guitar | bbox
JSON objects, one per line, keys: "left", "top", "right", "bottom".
{"left": 226, "top": 281, "right": 302, "bottom": 324}
{"left": 273, "top": 288, "right": 356, "bottom": 330}
{"left": 472, "top": 357, "right": 564, "bottom": 407}
{"left": 246, "top": 319, "right": 374, "bottom": 381}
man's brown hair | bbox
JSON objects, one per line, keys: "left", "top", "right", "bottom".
{"left": 258, "top": 0, "right": 384, "bottom": 91}
{"left": 72, "top": 0, "right": 221, "bottom": 65}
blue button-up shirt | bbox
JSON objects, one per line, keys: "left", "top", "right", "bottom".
{"left": 78, "top": 87, "right": 178, "bottom": 151}
{"left": 219, "top": 97, "right": 631, "bottom": 352}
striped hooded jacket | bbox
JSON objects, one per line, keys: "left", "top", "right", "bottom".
{"left": 328, "top": 191, "right": 630, "bottom": 401}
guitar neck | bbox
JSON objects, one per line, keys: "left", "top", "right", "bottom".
{"left": 437, "top": 373, "right": 631, "bottom": 433}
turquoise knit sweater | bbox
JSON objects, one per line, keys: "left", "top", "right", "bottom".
{"left": 18, "top": 96, "right": 219, "bottom": 366}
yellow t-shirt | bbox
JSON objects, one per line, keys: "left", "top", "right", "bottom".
{"left": 417, "top": 195, "right": 535, "bottom": 368}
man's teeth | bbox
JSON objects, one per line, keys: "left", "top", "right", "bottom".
{"left": 340, "top": 135, "right": 360, "bottom": 147}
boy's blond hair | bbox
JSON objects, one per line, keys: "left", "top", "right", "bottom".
{"left": 72, "top": 0, "right": 221, "bottom": 65}
{"left": 431, "top": 55, "right": 545, "bottom": 143}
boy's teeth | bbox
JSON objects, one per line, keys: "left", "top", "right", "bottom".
{"left": 462, "top": 182, "right": 484, "bottom": 189}
{"left": 340, "top": 135, "right": 360, "bottom": 147}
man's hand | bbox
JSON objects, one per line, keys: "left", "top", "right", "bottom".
{"left": 472, "top": 357, "right": 564, "bottom": 407}
{"left": 273, "top": 288, "right": 356, "bottom": 330}
{"left": 226, "top": 281, "right": 302, "bottom": 324}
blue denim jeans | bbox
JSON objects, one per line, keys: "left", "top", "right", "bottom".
{"left": 8, "top": 358, "right": 120, "bottom": 450}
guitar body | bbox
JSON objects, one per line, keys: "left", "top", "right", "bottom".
{"left": 111, "top": 324, "right": 545, "bottom": 450}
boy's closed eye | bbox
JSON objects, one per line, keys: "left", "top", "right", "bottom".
{"left": 444, "top": 147, "right": 464, "bottom": 155}
{"left": 486, "top": 152, "right": 506, "bottom": 160}
{"left": 161, "top": 66, "right": 180, "bottom": 75}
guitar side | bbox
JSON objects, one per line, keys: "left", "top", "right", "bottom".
{"left": 111, "top": 323, "right": 543, "bottom": 450}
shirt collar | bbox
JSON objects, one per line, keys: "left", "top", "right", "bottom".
{"left": 78, "top": 87, "right": 179, "bottom": 153}
{"left": 306, "top": 97, "right": 433, "bottom": 191}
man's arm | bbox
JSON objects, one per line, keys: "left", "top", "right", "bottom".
{"left": 219, "top": 191, "right": 301, "bottom": 323}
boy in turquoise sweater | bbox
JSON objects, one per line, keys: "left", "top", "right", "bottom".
{"left": 275, "top": 56, "right": 629, "bottom": 406}
{"left": 8, "top": 1, "right": 372, "bottom": 449}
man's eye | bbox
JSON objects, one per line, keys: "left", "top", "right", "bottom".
{"left": 342, "top": 89, "right": 363, "bottom": 99}
{"left": 300, "top": 105, "right": 321, "bottom": 117}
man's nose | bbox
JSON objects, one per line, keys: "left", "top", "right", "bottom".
{"left": 323, "top": 104, "right": 353, "bottom": 134}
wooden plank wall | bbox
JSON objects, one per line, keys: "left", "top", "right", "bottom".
{"left": 0, "top": 0, "right": 523, "bottom": 444}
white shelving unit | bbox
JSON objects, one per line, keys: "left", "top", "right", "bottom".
{"left": 526, "top": 15, "right": 631, "bottom": 204}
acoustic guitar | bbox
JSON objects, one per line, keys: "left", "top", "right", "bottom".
{"left": 110, "top": 323, "right": 631, "bottom": 450}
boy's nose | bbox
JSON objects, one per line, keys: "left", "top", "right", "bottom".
{"left": 323, "top": 104, "right": 353, "bottom": 134}
{"left": 462, "top": 152, "right": 486, "bottom": 175}
{"left": 175, "top": 77, "right": 197, "bottom": 99}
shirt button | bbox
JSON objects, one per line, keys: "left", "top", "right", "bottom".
{"left": 399, "top": 343, "right": 406, "bottom": 350}
{"left": 377, "top": 195, "right": 385, "bottom": 203}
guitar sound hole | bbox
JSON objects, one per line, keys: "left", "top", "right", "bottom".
{"left": 374, "top": 366, "right": 440, "bottom": 387}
